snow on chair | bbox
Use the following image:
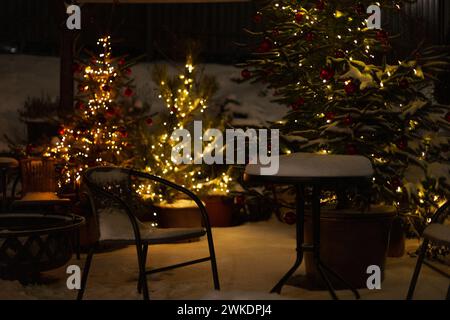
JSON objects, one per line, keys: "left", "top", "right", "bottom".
{"left": 407, "top": 200, "right": 450, "bottom": 300}
{"left": 77, "top": 166, "right": 220, "bottom": 300}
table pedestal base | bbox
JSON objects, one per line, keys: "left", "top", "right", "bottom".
{"left": 270, "top": 185, "right": 360, "bottom": 300}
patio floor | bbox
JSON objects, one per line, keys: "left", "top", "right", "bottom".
{"left": 0, "top": 218, "right": 448, "bottom": 300}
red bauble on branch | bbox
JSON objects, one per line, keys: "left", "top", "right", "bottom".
{"left": 253, "top": 13, "right": 262, "bottom": 24}
{"left": 335, "top": 50, "right": 345, "bottom": 58}
{"left": 320, "top": 67, "right": 334, "bottom": 81}
{"left": 258, "top": 39, "right": 273, "bottom": 53}
{"left": 346, "top": 143, "right": 357, "bottom": 155}
{"left": 325, "top": 111, "right": 335, "bottom": 121}
{"left": 124, "top": 87, "right": 133, "bottom": 97}
{"left": 241, "top": 69, "right": 251, "bottom": 79}
{"left": 316, "top": 0, "right": 325, "bottom": 11}
{"left": 305, "top": 32, "right": 315, "bottom": 42}
{"left": 295, "top": 12, "right": 304, "bottom": 23}
{"left": 76, "top": 101, "right": 85, "bottom": 110}
{"left": 396, "top": 137, "right": 408, "bottom": 150}
{"left": 343, "top": 115, "right": 353, "bottom": 126}
{"left": 146, "top": 117, "right": 153, "bottom": 126}
{"left": 344, "top": 81, "right": 357, "bottom": 95}
{"left": 390, "top": 177, "right": 402, "bottom": 190}
{"left": 446, "top": 111, "right": 450, "bottom": 122}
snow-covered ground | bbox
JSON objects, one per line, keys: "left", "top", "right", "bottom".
{"left": 0, "top": 218, "right": 448, "bottom": 300}
{"left": 0, "top": 54, "right": 288, "bottom": 152}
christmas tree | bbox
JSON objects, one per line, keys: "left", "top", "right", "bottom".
{"left": 46, "top": 36, "right": 149, "bottom": 187}
{"left": 133, "top": 53, "right": 233, "bottom": 203}
{"left": 241, "top": 0, "right": 450, "bottom": 232}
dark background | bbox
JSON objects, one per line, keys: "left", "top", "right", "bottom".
{"left": 0, "top": 0, "right": 449, "bottom": 63}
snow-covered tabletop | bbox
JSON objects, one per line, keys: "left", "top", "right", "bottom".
{"left": 245, "top": 152, "right": 373, "bottom": 178}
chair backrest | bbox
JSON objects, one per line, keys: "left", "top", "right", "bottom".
{"left": 20, "top": 158, "right": 57, "bottom": 194}
{"left": 82, "top": 166, "right": 142, "bottom": 241}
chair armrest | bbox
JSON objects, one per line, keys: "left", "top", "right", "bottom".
{"left": 132, "top": 170, "right": 212, "bottom": 230}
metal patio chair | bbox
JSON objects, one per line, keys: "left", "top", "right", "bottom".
{"left": 407, "top": 200, "right": 450, "bottom": 300}
{"left": 77, "top": 166, "right": 220, "bottom": 300}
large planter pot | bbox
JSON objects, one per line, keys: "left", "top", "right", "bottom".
{"left": 304, "top": 205, "right": 395, "bottom": 289}
{"left": 387, "top": 215, "right": 406, "bottom": 257}
{"left": 156, "top": 200, "right": 203, "bottom": 228}
{"left": 203, "top": 195, "right": 234, "bottom": 227}
{"left": 156, "top": 196, "right": 235, "bottom": 228}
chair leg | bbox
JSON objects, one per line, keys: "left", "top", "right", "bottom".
{"left": 77, "top": 246, "right": 95, "bottom": 300}
{"left": 206, "top": 230, "right": 220, "bottom": 290}
{"left": 407, "top": 239, "right": 429, "bottom": 300}
{"left": 136, "top": 242, "right": 149, "bottom": 300}
{"left": 137, "top": 243, "right": 148, "bottom": 294}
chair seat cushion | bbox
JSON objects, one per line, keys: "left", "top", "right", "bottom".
{"left": 21, "top": 192, "right": 61, "bottom": 201}
{"left": 245, "top": 152, "right": 373, "bottom": 178}
{"left": 423, "top": 223, "right": 450, "bottom": 245}
{"left": 98, "top": 207, "right": 205, "bottom": 243}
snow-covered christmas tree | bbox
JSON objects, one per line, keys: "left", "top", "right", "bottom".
{"left": 241, "top": 0, "right": 450, "bottom": 231}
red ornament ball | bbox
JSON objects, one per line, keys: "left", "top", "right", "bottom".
{"left": 118, "top": 127, "right": 128, "bottom": 138}
{"left": 58, "top": 127, "right": 65, "bottom": 136}
{"left": 124, "top": 87, "right": 133, "bottom": 97}
{"left": 316, "top": 0, "right": 325, "bottom": 11}
{"left": 320, "top": 67, "right": 334, "bottom": 81}
{"left": 146, "top": 117, "right": 153, "bottom": 126}
{"left": 346, "top": 144, "right": 357, "bottom": 155}
{"left": 78, "top": 84, "right": 86, "bottom": 92}
{"left": 305, "top": 32, "right": 315, "bottom": 42}
{"left": 252, "top": 13, "right": 262, "bottom": 24}
{"left": 396, "top": 137, "right": 408, "bottom": 150}
{"left": 283, "top": 211, "right": 297, "bottom": 225}
{"left": 241, "top": 69, "right": 251, "bottom": 79}
{"left": 325, "top": 111, "right": 335, "bottom": 121}
{"left": 344, "top": 81, "right": 357, "bottom": 95}
{"left": 295, "top": 12, "right": 304, "bottom": 23}
{"left": 343, "top": 115, "right": 353, "bottom": 126}
{"left": 258, "top": 39, "right": 273, "bottom": 53}
{"left": 335, "top": 50, "right": 345, "bottom": 58}
{"left": 105, "top": 109, "right": 116, "bottom": 117}
{"left": 76, "top": 101, "right": 85, "bottom": 110}
{"left": 445, "top": 112, "right": 450, "bottom": 122}
{"left": 390, "top": 177, "right": 402, "bottom": 190}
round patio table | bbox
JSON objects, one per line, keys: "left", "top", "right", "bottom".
{"left": 244, "top": 152, "right": 374, "bottom": 300}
